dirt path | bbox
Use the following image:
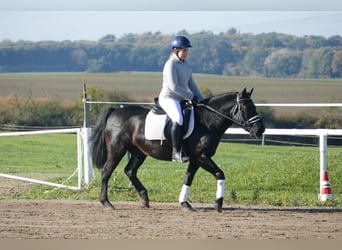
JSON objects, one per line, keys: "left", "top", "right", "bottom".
{"left": 0, "top": 200, "right": 341, "bottom": 239}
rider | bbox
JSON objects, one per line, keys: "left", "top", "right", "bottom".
{"left": 158, "top": 35, "right": 204, "bottom": 163}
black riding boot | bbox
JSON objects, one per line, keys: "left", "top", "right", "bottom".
{"left": 171, "top": 122, "right": 189, "bottom": 163}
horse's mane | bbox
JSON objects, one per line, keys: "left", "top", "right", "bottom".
{"left": 200, "top": 92, "right": 238, "bottom": 107}
{"left": 196, "top": 92, "right": 238, "bottom": 131}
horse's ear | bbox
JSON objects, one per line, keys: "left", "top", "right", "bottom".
{"left": 250, "top": 87, "right": 254, "bottom": 96}
{"left": 241, "top": 87, "right": 247, "bottom": 97}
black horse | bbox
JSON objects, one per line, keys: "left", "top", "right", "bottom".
{"left": 90, "top": 88, "right": 265, "bottom": 212}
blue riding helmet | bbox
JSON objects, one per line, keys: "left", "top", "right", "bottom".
{"left": 171, "top": 36, "right": 192, "bottom": 49}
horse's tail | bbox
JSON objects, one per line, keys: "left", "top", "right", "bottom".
{"left": 90, "top": 107, "right": 116, "bottom": 169}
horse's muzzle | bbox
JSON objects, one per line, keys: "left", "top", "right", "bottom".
{"left": 250, "top": 121, "right": 265, "bottom": 138}
{"left": 243, "top": 115, "right": 265, "bottom": 138}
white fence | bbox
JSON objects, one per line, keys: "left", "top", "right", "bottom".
{"left": 226, "top": 128, "right": 342, "bottom": 201}
{"left": 1, "top": 100, "right": 341, "bottom": 201}
{"left": 0, "top": 128, "right": 89, "bottom": 190}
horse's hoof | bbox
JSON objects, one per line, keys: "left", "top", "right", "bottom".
{"left": 140, "top": 198, "right": 150, "bottom": 208}
{"left": 214, "top": 198, "right": 223, "bottom": 212}
{"left": 139, "top": 190, "right": 150, "bottom": 208}
{"left": 101, "top": 200, "right": 115, "bottom": 210}
{"left": 181, "top": 201, "right": 195, "bottom": 212}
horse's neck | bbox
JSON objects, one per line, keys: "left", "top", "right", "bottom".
{"left": 199, "top": 94, "right": 236, "bottom": 133}
{"left": 209, "top": 93, "right": 236, "bottom": 115}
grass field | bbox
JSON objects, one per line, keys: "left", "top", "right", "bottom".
{"left": 1, "top": 72, "right": 342, "bottom": 117}
{"left": 1, "top": 72, "right": 342, "bottom": 104}
{"left": 0, "top": 133, "right": 340, "bottom": 207}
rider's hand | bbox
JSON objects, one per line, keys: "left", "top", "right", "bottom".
{"left": 191, "top": 96, "right": 199, "bottom": 104}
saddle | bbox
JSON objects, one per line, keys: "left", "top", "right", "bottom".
{"left": 145, "top": 98, "right": 195, "bottom": 141}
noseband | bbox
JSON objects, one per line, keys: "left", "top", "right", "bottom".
{"left": 196, "top": 94, "right": 261, "bottom": 131}
{"left": 230, "top": 94, "right": 262, "bottom": 130}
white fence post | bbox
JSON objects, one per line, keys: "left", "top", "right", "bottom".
{"left": 77, "top": 129, "right": 83, "bottom": 189}
{"left": 82, "top": 127, "right": 93, "bottom": 185}
{"left": 82, "top": 84, "right": 93, "bottom": 185}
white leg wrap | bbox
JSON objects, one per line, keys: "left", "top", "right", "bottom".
{"left": 216, "top": 180, "right": 225, "bottom": 199}
{"left": 179, "top": 184, "right": 191, "bottom": 203}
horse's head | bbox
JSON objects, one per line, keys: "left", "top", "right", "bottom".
{"left": 230, "top": 88, "right": 265, "bottom": 137}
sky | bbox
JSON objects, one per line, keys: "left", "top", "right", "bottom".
{"left": 1, "top": 1, "right": 342, "bottom": 41}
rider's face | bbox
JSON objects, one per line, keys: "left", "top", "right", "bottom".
{"left": 175, "top": 48, "right": 189, "bottom": 61}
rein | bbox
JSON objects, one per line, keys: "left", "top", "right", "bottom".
{"left": 194, "top": 95, "right": 261, "bottom": 130}
{"left": 196, "top": 103, "right": 242, "bottom": 125}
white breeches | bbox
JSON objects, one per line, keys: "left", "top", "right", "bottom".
{"left": 159, "top": 97, "right": 183, "bottom": 125}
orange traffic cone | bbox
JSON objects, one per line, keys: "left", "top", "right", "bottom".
{"left": 319, "top": 171, "right": 333, "bottom": 202}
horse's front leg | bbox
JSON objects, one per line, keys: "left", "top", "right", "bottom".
{"left": 199, "top": 156, "right": 226, "bottom": 212}
{"left": 179, "top": 160, "right": 200, "bottom": 211}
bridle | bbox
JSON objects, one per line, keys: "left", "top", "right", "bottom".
{"left": 195, "top": 93, "right": 261, "bottom": 131}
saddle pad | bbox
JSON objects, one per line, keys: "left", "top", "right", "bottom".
{"left": 145, "top": 112, "right": 168, "bottom": 140}
{"left": 145, "top": 107, "right": 195, "bottom": 141}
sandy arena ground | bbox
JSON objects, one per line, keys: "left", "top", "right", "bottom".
{"left": 0, "top": 178, "right": 341, "bottom": 239}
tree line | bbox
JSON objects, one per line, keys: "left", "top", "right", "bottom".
{"left": 1, "top": 30, "right": 342, "bottom": 78}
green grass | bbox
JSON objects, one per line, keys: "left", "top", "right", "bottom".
{"left": 0, "top": 134, "right": 77, "bottom": 174}
{"left": 0, "top": 134, "right": 341, "bottom": 207}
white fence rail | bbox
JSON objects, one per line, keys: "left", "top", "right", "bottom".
{"left": 85, "top": 100, "right": 342, "bottom": 108}
{"left": 0, "top": 128, "right": 84, "bottom": 190}
{"left": 255, "top": 103, "right": 342, "bottom": 107}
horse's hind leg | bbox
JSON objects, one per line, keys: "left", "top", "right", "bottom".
{"left": 124, "top": 149, "right": 148, "bottom": 208}
{"left": 100, "top": 151, "right": 126, "bottom": 209}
